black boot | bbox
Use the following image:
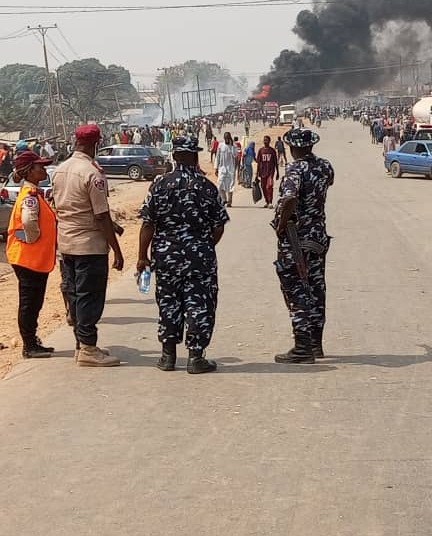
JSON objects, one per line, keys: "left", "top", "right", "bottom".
{"left": 187, "top": 349, "right": 217, "bottom": 374}
{"left": 275, "top": 332, "right": 315, "bottom": 364}
{"left": 23, "top": 339, "right": 53, "bottom": 359}
{"left": 311, "top": 327, "right": 325, "bottom": 359}
{"left": 157, "top": 342, "right": 177, "bottom": 371}
{"left": 35, "top": 336, "right": 54, "bottom": 353}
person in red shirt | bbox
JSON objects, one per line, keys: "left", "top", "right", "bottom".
{"left": 256, "top": 135, "right": 279, "bottom": 208}
{"left": 210, "top": 136, "right": 219, "bottom": 163}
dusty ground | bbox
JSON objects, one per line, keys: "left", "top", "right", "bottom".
{"left": 0, "top": 123, "right": 266, "bottom": 378}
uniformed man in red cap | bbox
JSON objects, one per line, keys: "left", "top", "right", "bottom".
{"left": 53, "top": 124, "right": 124, "bottom": 367}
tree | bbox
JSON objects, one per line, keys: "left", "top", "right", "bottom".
{"left": 57, "top": 58, "right": 138, "bottom": 123}
{"left": 0, "top": 64, "right": 47, "bottom": 131}
{"left": 155, "top": 60, "right": 248, "bottom": 115}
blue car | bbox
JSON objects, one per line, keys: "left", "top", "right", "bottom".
{"left": 96, "top": 145, "right": 167, "bottom": 180}
{"left": 385, "top": 141, "right": 432, "bottom": 179}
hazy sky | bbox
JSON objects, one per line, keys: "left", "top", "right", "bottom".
{"left": 1, "top": 0, "right": 303, "bottom": 91}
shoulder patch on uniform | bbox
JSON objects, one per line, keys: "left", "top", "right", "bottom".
{"left": 23, "top": 196, "right": 38, "bottom": 208}
{"left": 93, "top": 177, "right": 106, "bottom": 191}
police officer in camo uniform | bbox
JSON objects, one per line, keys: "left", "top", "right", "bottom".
{"left": 272, "top": 129, "right": 334, "bottom": 364}
{"left": 137, "top": 136, "right": 229, "bottom": 374}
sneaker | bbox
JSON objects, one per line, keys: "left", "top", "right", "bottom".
{"left": 74, "top": 346, "right": 110, "bottom": 362}
{"left": 263, "top": 203, "right": 269, "bottom": 209}
{"left": 23, "top": 344, "right": 53, "bottom": 359}
{"left": 268, "top": 204, "right": 274, "bottom": 209}
{"left": 77, "top": 346, "right": 120, "bottom": 367}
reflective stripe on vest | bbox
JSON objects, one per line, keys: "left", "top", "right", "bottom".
{"left": 6, "top": 186, "right": 56, "bottom": 273}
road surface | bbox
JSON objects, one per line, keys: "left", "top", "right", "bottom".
{"left": 1, "top": 119, "right": 432, "bottom": 536}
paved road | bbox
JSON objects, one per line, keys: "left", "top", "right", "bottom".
{"left": 2, "top": 120, "right": 432, "bottom": 535}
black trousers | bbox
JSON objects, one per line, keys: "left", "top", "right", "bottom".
{"left": 62, "top": 254, "right": 108, "bottom": 347}
{"left": 12, "top": 265, "right": 49, "bottom": 347}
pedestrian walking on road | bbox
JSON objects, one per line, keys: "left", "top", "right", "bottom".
{"left": 242, "top": 141, "right": 256, "bottom": 188}
{"left": 272, "top": 129, "right": 334, "bottom": 364}
{"left": 6, "top": 151, "right": 57, "bottom": 358}
{"left": 53, "top": 125, "right": 124, "bottom": 367}
{"left": 275, "top": 136, "right": 287, "bottom": 166}
{"left": 210, "top": 136, "right": 219, "bottom": 163}
{"left": 215, "top": 132, "right": 237, "bottom": 207}
{"left": 137, "top": 136, "right": 229, "bottom": 374}
{"left": 256, "top": 135, "right": 279, "bottom": 208}
{"left": 383, "top": 128, "right": 396, "bottom": 157}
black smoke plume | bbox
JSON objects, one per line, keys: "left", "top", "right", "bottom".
{"left": 258, "top": 0, "right": 432, "bottom": 102}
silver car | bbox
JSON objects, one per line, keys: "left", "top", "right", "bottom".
{"left": 1, "top": 166, "right": 55, "bottom": 203}
{"left": 0, "top": 197, "right": 12, "bottom": 240}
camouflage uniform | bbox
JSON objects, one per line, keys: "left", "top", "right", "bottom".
{"left": 272, "top": 153, "right": 334, "bottom": 337}
{"left": 140, "top": 164, "right": 229, "bottom": 351}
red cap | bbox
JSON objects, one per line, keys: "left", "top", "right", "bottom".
{"left": 75, "top": 124, "right": 102, "bottom": 144}
{"left": 15, "top": 151, "right": 52, "bottom": 172}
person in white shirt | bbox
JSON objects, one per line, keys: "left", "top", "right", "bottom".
{"left": 132, "top": 129, "right": 142, "bottom": 145}
{"left": 215, "top": 132, "right": 237, "bottom": 207}
{"left": 43, "top": 141, "right": 55, "bottom": 158}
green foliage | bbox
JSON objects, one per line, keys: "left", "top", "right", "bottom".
{"left": 0, "top": 64, "right": 46, "bottom": 130}
{"left": 0, "top": 59, "right": 138, "bottom": 131}
{"left": 58, "top": 58, "right": 138, "bottom": 122}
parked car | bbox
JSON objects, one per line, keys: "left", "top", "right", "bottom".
{"left": 385, "top": 141, "right": 432, "bottom": 179}
{"left": 0, "top": 196, "right": 12, "bottom": 240}
{"left": 96, "top": 145, "right": 167, "bottom": 180}
{"left": 0, "top": 166, "right": 55, "bottom": 204}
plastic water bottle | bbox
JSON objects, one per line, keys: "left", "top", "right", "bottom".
{"left": 138, "top": 269, "right": 151, "bottom": 294}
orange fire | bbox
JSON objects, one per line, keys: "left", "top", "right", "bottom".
{"left": 253, "top": 84, "right": 271, "bottom": 101}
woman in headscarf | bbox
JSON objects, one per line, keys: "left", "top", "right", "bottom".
{"left": 6, "top": 151, "right": 57, "bottom": 358}
{"left": 242, "top": 141, "right": 256, "bottom": 188}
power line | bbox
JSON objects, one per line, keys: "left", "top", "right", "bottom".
{"left": 56, "top": 25, "right": 80, "bottom": 59}
{"left": 0, "top": 28, "right": 31, "bottom": 40}
{"left": 132, "top": 60, "right": 428, "bottom": 80}
{"left": 0, "top": 0, "right": 339, "bottom": 14}
{"left": 46, "top": 33, "right": 70, "bottom": 63}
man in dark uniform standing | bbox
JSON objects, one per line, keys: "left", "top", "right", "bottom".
{"left": 137, "top": 136, "right": 229, "bottom": 374}
{"left": 272, "top": 129, "right": 334, "bottom": 364}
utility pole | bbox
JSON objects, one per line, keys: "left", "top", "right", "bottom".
{"left": 196, "top": 75, "right": 203, "bottom": 116}
{"left": 114, "top": 90, "right": 123, "bottom": 122}
{"left": 55, "top": 70, "right": 68, "bottom": 141}
{"left": 399, "top": 55, "right": 404, "bottom": 99}
{"left": 158, "top": 67, "right": 174, "bottom": 122}
{"left": 28, "top": 25, "right": 57, "bottom": 137}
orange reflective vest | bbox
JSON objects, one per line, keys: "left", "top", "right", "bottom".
{"left": 6, "top": 186, "right": 56, "bottom": 273}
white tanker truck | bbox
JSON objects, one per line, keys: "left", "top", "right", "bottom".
{"left": 413, "top": 96, "right": 432, "bottom": 124}
{"left": 410, "top": 96, "right": 432, "bottom": 140}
